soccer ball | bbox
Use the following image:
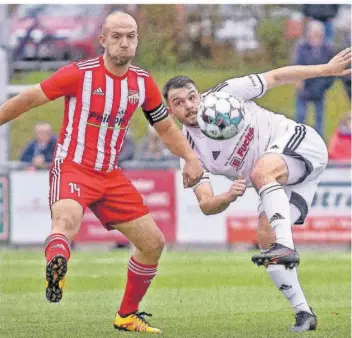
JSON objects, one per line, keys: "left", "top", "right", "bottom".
{"left": 197, "top": 91, "right": 244, "bottom": 140}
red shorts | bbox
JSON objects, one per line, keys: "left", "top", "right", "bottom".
{"left": 49, "top": 160, "right": 149, "bottom": 229}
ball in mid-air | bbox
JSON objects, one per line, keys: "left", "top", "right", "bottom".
{"left": 197, "top": 91, "right": 244, "bottom": 140}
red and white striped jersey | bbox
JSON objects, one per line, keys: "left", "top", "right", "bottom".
{"left": 41, "top": 56, "right": 168, "bottom": 171}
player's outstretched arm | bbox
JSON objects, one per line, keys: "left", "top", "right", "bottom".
{"left": 153, "top": 116, "right": 204, "bottom": 188}
{"left": 263, "top": 47, "right": 351, "bottom": 90}
{"left": 194, "top": 176, "right": 246, "bottom": 215}
{"left": 0, "top": 84, "right": 50, "bottom": 126}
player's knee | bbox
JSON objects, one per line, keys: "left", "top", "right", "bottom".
{"left": 51, "top": 200, "right": 83, "bottom": 238}
{"left": 153, "top": 233, "right": 166, "bottom": 254}
{"left": 250, "top": 154, "right": 287, "bottom": 188}
{"left": 145, "top": 233, "right": 165, "bottom": 258}
{"left": 249, "top": 165, "right": 270, "bottom": 187}
{"left": 52, "top": 212, "right": 80, "bottom": 238}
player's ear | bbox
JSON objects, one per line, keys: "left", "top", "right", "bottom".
{"left": 166, "top": 106, "right": 173, "bottom": 116}
{"left": 99, "top": 34, "right": 107, "bottom": 49}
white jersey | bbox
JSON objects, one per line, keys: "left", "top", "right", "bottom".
{"left": 182, "top": 74, "right": 297, "bottom": 186}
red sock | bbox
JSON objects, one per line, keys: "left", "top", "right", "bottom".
{"left": 44, "top": 233, "right": 71, "bottom": 264}
{"left": 119, "top": 257, "right": 158, "bottom": 316}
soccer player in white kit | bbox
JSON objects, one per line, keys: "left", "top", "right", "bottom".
{"left": 162, "top": 48, "right": 351, "bottom": 332}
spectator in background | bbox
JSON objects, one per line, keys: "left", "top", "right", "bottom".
{"left": 118, "top": 128, "right": 136, "bottom": 164}
{"left": 294, "top": 21, "right": 335, "bottom": 140}
{"left": 20, "top": 122, "right": 57, "bottom": 169}
{"left": 328, "top": 112, "right": 351, "bottom": 161}
{"left": 303, "top": 4, "right": 339, "bottom": 44}
{"left": 135, "top": 125, "right": 177, "bottom": 162}
{"left": 341, "top": 20, "right": 351, "bottom": 101}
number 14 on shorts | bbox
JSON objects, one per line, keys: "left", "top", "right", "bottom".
{"left": 68, "top": 183, "right": 81, "bottom": 197}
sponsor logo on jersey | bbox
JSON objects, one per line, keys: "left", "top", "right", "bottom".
{"left": 88, "top": 111, "right": 126, "bottom": 127}
{"left": 92, "top": 87, "right": 105, "bottom": 96}
{"left": 212, "top": 151, "right": 220, "bottom": 160}
{"left": 227, "top": 126, "right": 254, "bottom": 169}
{"left": 237, "top": 127, "right": 254, "bottom": 157}
{"left": 128, "top": 89, "right": 139, "bottom": 104}
{"left": 230, "top": 157, "right": 243, "bottom": 168}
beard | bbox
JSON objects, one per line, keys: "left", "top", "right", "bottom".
{"left": 187, "top": 120, "right": 199, "bottom": 127}
{"left": 185, "top": 110, "right": 199, "bottom": 127}
{"left": 113, "top": 55, "right": 133, "bottom": 66}
{"left": 175, "top": 115, "right": 199, "bottom": 128}
{"left": 107, "top": 49, "right": 134, "bottom": 67}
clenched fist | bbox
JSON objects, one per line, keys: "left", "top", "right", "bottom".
{"left": 182, "top": 156, "right": 204, "bottom": 188}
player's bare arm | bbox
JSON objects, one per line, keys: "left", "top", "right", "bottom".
{"left": 194, "top": 176, "right": 246, "bottom": 215}
{"left": 153, "top": 116, "right": 203, "bottom": 188}
{"left": 0, "top": 84, "right": 50, "bottom": 126}
{"left": 263, "top": 47, "right": 351, "bottom": 89}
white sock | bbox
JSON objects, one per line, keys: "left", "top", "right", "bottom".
{"left": 266, "top": 264, "right": 312, "bottom": 314}
{"left": 259, "top": 181, "right": 294, "bottom": 249}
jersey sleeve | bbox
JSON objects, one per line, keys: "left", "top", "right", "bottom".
{"left": 204, "top": 74, "right": 267, "bottom": 101}
{"left": 40, "top": 63, "right": 80, "bottom": 100}
{"left": 142, "top": 75, "right": 168, "bottom": 125}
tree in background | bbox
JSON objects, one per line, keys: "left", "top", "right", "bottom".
{"left": 134, "top": 5, "right": 180, "bottom": 69}
{"left": 256, "top": 5, "right": 297, "bottom": 67}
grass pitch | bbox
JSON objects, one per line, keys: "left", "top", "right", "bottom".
{"left": 0, "top": 250, "right": 350, "bottom": 337}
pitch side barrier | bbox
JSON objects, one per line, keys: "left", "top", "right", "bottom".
{"left": 0, "top": 161, "right": 350, "bottom": 247}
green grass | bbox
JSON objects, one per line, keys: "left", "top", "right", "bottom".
{"left": 9, "top": 70, "right": 351, "bottom": 160}
{"left": 0, "top": 250, "right": 350, "bottom": 337}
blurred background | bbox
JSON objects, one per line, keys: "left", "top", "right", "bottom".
{"left": 0, "top": 3, "right": 350, "bottom": 248}
{"left": 0, "top": 5, "right": 351, "bottom": 337}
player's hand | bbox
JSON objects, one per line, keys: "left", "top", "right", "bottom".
{"left": 182, "top": 156, "right": 204, "bottom": 188}
{"left": 325, "top": 47, "right": 351, "bottom": 77}
{"left": 227, "top": 173, "right": 247, "bottom": 202}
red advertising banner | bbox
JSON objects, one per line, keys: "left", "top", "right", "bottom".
{"left": 227, "top": 177, "right": 351, "bottom": 245}
{"left": 74, "top": 170, "right": 176, "bottom": 244}
{"left": 227, "top": 215, "right": 351, "bottom": 244}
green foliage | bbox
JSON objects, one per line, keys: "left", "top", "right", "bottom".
{"left": 257, "top": 19, "right": 290, "bottom": 67}
{"left": 0, "top": 250, "right": 350, "bottom": 337}
{"left": 134, "top": 5, "right": 179, "bottom": 69}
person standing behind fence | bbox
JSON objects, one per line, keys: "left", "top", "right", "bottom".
{"left": 294, "top": 21, "right": 335, "bottom": 140}
{"left": 20, "top": 122, "right": 57, "bottom": 169}
{"left": 302, "top": 4, "right": 339, "bottom": 45}
{"left": 135, "top": 125, "right": 178, "bottom": 162}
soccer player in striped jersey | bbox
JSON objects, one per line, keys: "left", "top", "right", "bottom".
{"left": 0, "top": 12, "right": 204, "bottom": 334}
{"left": 163, "top": 47, "right": 351, "bottom": 332}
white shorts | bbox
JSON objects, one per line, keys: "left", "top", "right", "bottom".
{"left": 258, "top": 124, "right": 328, "bottom": 225}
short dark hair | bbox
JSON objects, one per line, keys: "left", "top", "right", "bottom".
{"left": 162, "top": 76, "right": 196, "bottom": 101}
